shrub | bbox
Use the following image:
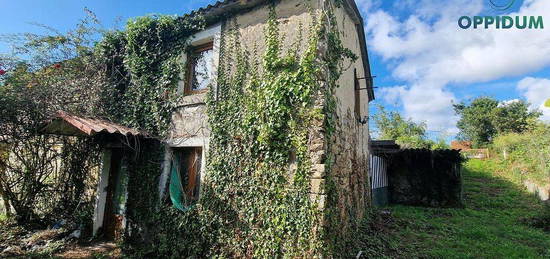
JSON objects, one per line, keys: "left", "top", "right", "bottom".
{"left": 492, "top": 124, "right": 550, "bottom": 185}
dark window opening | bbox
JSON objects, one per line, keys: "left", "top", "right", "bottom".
{"left": 185, "top": 42, "right": 214, "bottom": 95}
{"left": 169, "top": 147, "right": 202, "bottom": 210}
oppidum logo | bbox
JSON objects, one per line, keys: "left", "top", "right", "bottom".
{"left": 458, "top": 0, "right": 544, "bottom": 29}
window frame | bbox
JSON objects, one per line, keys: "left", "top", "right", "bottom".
{"left": 170, "top": 147, "right": 203, "bottom": 207}
{"left": 184, "top": 42, "right": 214, "bottom": 95}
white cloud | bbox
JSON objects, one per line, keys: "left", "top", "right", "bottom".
{"left": 377, "top": 85, "right": 406, "bottom": 105}
{"left": 363, "top": 0, "right": 550, "bottom": 133}
{"left": 401, "top": 86, "right": 459, "bottom": 134}
{"left": 355, "top": 0, "right": 380, "bottom": 14}
{"left": 498, "top": 99, "right": 521, "bottom": 107}
{"left": 517, "top": 77, "right": 550, "bottom": 121}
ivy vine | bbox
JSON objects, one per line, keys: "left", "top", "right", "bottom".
{"left": 97, "top": 15, "right": 205, "bottom": 137}
{"left": 95, "top": 1, "right": 358, "bottom": 257}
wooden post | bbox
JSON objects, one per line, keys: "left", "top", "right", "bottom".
{"left": 93, "top": 149, "right": 112, "bottom": 236}
{"left": 158, "top": 146, "right": 172, "bottom": 203}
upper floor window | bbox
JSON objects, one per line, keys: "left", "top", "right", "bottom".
{"left": 185, "top": 42, "right": 214, "bottom": 95}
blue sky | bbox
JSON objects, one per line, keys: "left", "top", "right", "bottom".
{"left": 361, "top": 0, "right": 550, "bottom": 138}
{"left": 0, "top": 0, "right": 214, "bottom": 52}
{"left": 1, "top": 0, "right": 549, "bottom": 139}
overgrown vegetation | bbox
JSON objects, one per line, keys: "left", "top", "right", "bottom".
{"left": 491, "top": 123, "right": 550, "bottom": 185}
{"left": 201, "top": 9, "right": 323, "bottom": 258}
{"left": 1, "top": 1, "right": 361, "bottom": 257}
{"left": 0, "top": 217, "right": 120, "bottom": 258}
{"left": 1, "top": 14, "right": 206, "bottom": 229}
{"left": 0, "top": 12, "right": 104, "bottom": 226}
{"left": 482, "top": 126, "right": 550, "bottom": 235}
{"left": 454, "top": 97, "right": 540, "bottom": 147}
{"left": 354, "top": 160, "right": 550, "bottom": 258}
{"left": 98, "top": 15, "right": 205, "bottom": 136}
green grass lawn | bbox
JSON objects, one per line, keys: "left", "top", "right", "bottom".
{"left": 366, "top": 159, "right": 550, "bottom": 258}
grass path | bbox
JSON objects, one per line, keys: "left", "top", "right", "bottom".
{"left": 372, "top": 159, "right": 550, "bottom": 258}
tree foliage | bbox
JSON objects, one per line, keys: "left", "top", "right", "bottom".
{"left": 454, "top": 97, "right": 540, "bottom": 147}
{"left": 373, "top": 105, "right": 446, "bottom": 149}
{"left": 0, "top": 11, "right": 104, "bottom": 224}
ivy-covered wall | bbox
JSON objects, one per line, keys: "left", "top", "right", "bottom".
{"left": 200, "top": 1, "right": 328, "bottom": 256}
{"left": 97, "top": 0, "right": 371, "bottom": 257}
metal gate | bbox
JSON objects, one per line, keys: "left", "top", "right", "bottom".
{"left": 369, "top": 154, "right": 388, "bottom": 206}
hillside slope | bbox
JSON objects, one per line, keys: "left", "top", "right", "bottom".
{"left": 359, "top": 159, "right": 550, "bottom": 258}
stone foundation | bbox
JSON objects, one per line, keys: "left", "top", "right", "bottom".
{"left": 524, "top": 180, "right": 550, "bottom": 201}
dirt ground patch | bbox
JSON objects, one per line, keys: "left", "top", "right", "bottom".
{"left": 55, "top": 242, "right": 120, "bottom": 258}
{"left": 0, "top": 221, "right": 120, "bottom": 258}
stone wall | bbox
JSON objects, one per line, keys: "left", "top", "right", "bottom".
{"left": 387, "top": 149, "right": 464, "bottom": 208}
{"left": 308, "top": 85, "right": 328, "bottom": 238}
{"left": 166, "top": 0, "right": 371, "bottom": 253}
{"left": 322, "top": 0, "right": 371, "bottom": 246}
{"left": 233, "top": 0, "right": 318, "bottom": 58}
{"left": 524, "top": 180, "right": 550, "bottom": 201}
{"left": 326, "top": 110, "right": 369, "bottom": 223}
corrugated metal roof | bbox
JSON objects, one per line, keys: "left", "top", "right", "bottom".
{"left": 187, "top": 0, "right": 234, "bottom": 16}
{"left": 41, "top": 111, "right": 148, "bottom": 137}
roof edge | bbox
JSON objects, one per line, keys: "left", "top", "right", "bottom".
{"left": 186, "top": 0, "right": 374, "bottom": 101}
{"left": 184, "top": 0, "right": 270, "bottom": 22}
{"left": 40, "top": 111, "right": 150, "bottom": 138}
{"left": 342, "top": 0, "right": 375, "bottom": 101}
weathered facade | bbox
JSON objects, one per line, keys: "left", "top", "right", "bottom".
{"left": 159, "top": 0, "right": 375, "bottom": 254}
{"left": 326, "top": 1, "right": 373, "bottom": 235}
{"left": 41, "top": 0, "right": 376, "bottom": 256}
{"left": 161, "top": 0, "right": 374, "bottom": 243}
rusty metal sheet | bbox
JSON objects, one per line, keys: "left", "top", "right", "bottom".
{"left": 40, "top": 111, "right": 148, "bottom": 137}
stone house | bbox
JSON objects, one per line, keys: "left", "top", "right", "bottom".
{"left": 163, "top": 0, "right": 374, "bottom": 228}
{"left": 42, "top": 0, "right": 375, "bottom": 253}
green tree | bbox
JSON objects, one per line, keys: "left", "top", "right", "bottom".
{"left": 454, "top": 97, "right": 498, "bottom": 147}
{"left": 492, "top": 100, "right": 541, "bottom": 134}
{"left": 373, "top": 105, "right": 441, "bottom": 149}
{"left": 454, "top": 97, "right": 540, "bottom": 147}
{"left": 0, "top": 11, "right": 104, "bottom": 223}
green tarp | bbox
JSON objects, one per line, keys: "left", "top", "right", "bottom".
{"left": 169, "top": 156, "right": 192, "bottom": 211}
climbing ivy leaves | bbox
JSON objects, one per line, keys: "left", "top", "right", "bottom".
{"left": 203, "top": 3, "right": 356, "bottom": 256}
{"left": 97, "top": 1, "right": 356, "bottom": 257}
{"left": 98, "top": 15, "right": 205, "bottom": 137}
